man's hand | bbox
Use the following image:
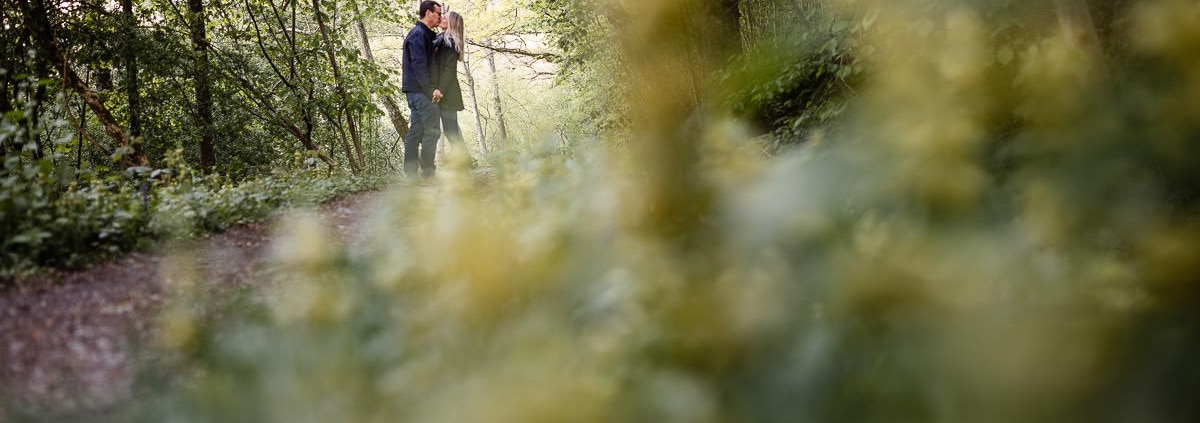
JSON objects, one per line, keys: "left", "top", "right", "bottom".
{"left": 432, "top": 89, "right": 443, "bottom": 103}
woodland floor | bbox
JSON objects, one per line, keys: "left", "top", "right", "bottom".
{"left": 0, "top": 189, "right": 388, "bottom": 421}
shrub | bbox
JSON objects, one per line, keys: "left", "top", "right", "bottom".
{"left": 0, "top": 145, "right": 391, "bottom": 280}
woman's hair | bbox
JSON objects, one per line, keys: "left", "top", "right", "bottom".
{"left": 445, "top": 11, "right": 464, "bottom": 60}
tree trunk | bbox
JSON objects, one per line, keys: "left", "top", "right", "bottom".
{"left": 17, "top": 0, "right": 148, "bottom": 167}
{"left": 313, "top": 0, "right": 364, "bottom": 173}
{"left": 188, "top": 0, "right": 216, "bottom": 172}
{"left": 1053, "top": 0, "right": 1103, "bottom": 59}
{"left": 320, "top": 105, "right": 358, "bottom": 172}
{"left": 462, "top": 57, "right": 488, "bottom": 155}
{"left": 348, "top": 1, "right": 408, "bottom": 144}
{"left": 30, "top": 54, "right": 49, "bottom": 160}
{"left": 0, "top": 64, "right": 10, "bottom": 115}
{"left": 0, "top": 53, "right": 15, "bottom": 156}
{"left": 121, "top": 0, "right": 140, "bottom": 140}
{"left": 715, "top": 0, "right": 741, "bottom": 55}
{"left": 381, "top": 96, "right": 409, "bottom": 143}
{"left": 292, "top": 107, "right": 334, "bottom": 168}
{"left": 285, "top": 123, "right": 336, "bottom": 166}
{"left": 484, "top": 38, "right": 507, "bottom": 144}
{"left": 76, "top": 75, "right": 87, "bottom": 169}
{"left": 62, "top": 89, "right": 111, "bottom": 157}
{"left": 15, "top": 47, "right": 54, "bottom": 160}
{"left": 615, "top": 0, "right": 717, "bottom": 242}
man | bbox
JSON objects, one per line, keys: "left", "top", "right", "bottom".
{"left": 402, "top": 1, "right": 443, "bottom": 179}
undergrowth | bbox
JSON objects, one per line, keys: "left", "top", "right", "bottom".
{"left": 0, "top": 147, "right": 390, "bottom": 280}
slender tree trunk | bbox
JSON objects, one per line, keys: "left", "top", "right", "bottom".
{"left": 1053, "top": 0, "right": 1103, "bottom": 59}
{"left": 462, "top": 58, "right": 488, "bottom": 155}
{"left": 31, "top": 90, "right": 46, "bottom": 159}
{"left": 484, "top": 38, "right": 507, "bottom": 143}
{"left": 62, "top": 89, "right": 111, "bottom": 157}
{"left": 30, "top": 56, "right": 49, "bottom": 160}
{"left": 381, "top": 97, "right": 409, "bottom": 141}
{"left": 0, "top": 58, "right": 14, "bottom": 156}
{"left": 243, "top": 83, "right": 333, "bottom": 167}
{"left": 17, "top": 0, "right": 148, "bottom": 166}
{"left": 0, "top": 67, "right": 10, "bottom": 114}
{"left": 348, "top": 0, "right": 408, "bottom": 141}
{"left": 188, "top": 0, "right": 216, "bottom": 172}
{"left": 76, "top": 75, "right": 87, "bottom": 169}
{"left": 320, "top": 106, "right": 358, "bottom": 171}
{"left": 76, "top": 108, "right": 84, "bottom": 168}
{"left": 715, "top": 0, "right": 741, "bottom": 56}
{"left": 121, "top": 0, "right": 140, "bottom": 140}
{"left": 615, "top": 0, "right": 723, "bottom": 241}
{"left": 61, "top": 74, "right": 111, "bottom": 158}
{"left": 284, "top": 123, "right": 335, "bottom": 166}
{"left": 313, "top": 0, "right": 363, "bottom": 173}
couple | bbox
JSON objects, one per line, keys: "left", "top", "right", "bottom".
{"left": 402, "top": 0, "right": 471, "bottom": 179}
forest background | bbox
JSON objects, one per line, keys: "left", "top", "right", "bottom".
{"left": 0, "top": 0, "right": 579, "bottom": 272}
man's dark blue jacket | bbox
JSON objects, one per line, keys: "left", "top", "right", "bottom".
{"left": 402, "top": 21, "right": 437, "bottom": 97}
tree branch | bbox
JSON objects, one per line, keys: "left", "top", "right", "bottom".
{"left": 465, "top": 38, "right": 560, "bottom": 62}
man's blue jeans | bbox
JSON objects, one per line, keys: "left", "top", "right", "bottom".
{"left": 405, "top": 92, "right": 441, "bottom": 178}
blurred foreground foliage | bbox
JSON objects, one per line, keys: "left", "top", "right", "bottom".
{"left": 13, "top": 0, "right": 1200, "bottom": 422}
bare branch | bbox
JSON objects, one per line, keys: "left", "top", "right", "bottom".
{"left": 465, "top": 38, "right": 560, "bottom": 62}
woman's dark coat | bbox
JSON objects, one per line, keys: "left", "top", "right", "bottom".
{"left": 433, "top": 34, "right": 465, "bottom": 112}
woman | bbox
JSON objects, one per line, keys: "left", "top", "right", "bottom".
{"left": 433, "top": 11, "right": 473, "bottom": 164}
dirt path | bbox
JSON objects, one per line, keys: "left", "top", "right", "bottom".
{"left": 0, "top": 189, "right": 386, "bottom": 418}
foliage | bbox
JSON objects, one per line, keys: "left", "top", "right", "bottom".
{"left": 720, "top": 0, "right": 1137, "bottom": 148}
{"left": 720, "top": 1, "right": 864, "bottom": 147}
{"left": 11, "top": 1, "right": 1183, "bottom": 423}
{"left": 527, "top": 0, "right": 629, "bottom": 136}
{"left": 0, "top": 0, "right": 406, "bottom": 184}
{"left": 0, "top": 140, "right": 391, "bottom": 280}
{"left": 0, "top": 0, "right": 417, "bottom": 281}
{"left": 201, "top": 0, "right": 399, "bottom": 173}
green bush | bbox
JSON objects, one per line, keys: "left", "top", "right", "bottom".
{"left": 721, "top": 4, "right": 864, "bottom": 147}
{"left": 0, "top": 145, "right": 391, "bottom": 280}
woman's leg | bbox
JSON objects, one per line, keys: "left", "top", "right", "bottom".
{"left": 439, "top": 107, "right": 475, "bottom": 166}
{"left": 440, "top": 107, "right": 465, "bottom": 149}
